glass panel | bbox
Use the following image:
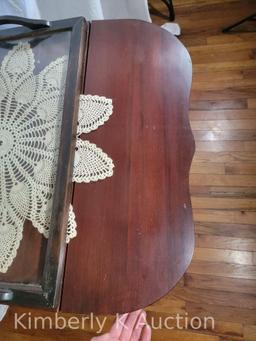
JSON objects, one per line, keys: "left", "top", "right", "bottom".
{"left": 0, "top": 31, "right": 71, "bottom": 284}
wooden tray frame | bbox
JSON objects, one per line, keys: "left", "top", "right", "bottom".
{"left": 0, "top": 16, "right": 88, "bottom": 309}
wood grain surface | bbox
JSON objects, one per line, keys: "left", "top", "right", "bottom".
{"left": 61, "top": 19, "right": 194, "bottom": 314}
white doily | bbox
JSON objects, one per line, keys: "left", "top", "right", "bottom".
{"left": 66, "top": 205, "right": 77, "bottom": 244}
{"left": 73, "top": 139, "right": 114, "bottom": 183}
{"left": 67, "top": 95, "right": 114, "bottom": 243}
{"left": 0, "top": 43, "right": 67, "bottom": 272}
{"left": 0, "top": 43, "right": 114, "bottom": 272}
{"left": 77, "top": 94, "right": 113, "bottom": 135}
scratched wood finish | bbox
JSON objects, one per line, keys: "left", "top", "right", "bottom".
{"left": 61, "top": 19, "right": 194, "bottom": 314}
{"left": 1, "top": 0, "right": 256, "bottom": 339}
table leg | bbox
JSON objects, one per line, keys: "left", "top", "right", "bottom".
{"left": 222, "top": 13, "right": 256, "bottom": 33}
{"left": 149, "top": 0, "right": 175, "bottom": 21}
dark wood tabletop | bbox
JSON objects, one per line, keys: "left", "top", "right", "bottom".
{"left": 61, "top": 19, "right": 195, "bottom": 314}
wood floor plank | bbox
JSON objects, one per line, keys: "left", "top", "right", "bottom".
{"left": 193, "top": 130, "right": 256, "bottom": 142}
{"left": 218, "top": 334, "right": 243, "bottom": 340}
{"left": 190, "top": 186, "right": 256, "bottom": 198}
{"left": 195, "top": 223, "right": 256, "bottom": 239}
{"left": 243, "top": 69, "right": 256, "bottom": 80}
{"left": 191, "top": 197, "right": 256, "bottom": 210}
{"left": 191, "top": 162, "right": 225, "bottom": 175}
{"left": 248, "top": 99, "right": 256, "bottom": 108}
{"left": 182, "top": 35, "right": 208, "bottom": 47}
{"left": 206, "top": 32, "right": 256, "bottom": 45}
{"left": 191, "top": 50, "right": 254, "bottom": 65}
{"left": 224, "top": 163, "right": 256, "bottom": 175}
{"left": 189, "top": 41, "right": 256, "bottom": 54}
{"left": 193, "top": 247, "right": 254, "bottom": 265}
{"left": 196, "top": 235, "right": 256, "bottom": 252}
{"left": 193, "top": 209, "right": 256, "bottom": 225}
{"left": 244, "top": 325, "right": 256, "bottom": 341}
{"left": 193, "top": 152, "right": 256, "bottom": 162}
{"left": 189, "top": 110, "right": 256, "bottom": 121}
{"left": 172, "top": 287, "right": 256, "bottom": 310}
{"left": 191, "top": 120, "right": 256, "bottom": 130}
{"left": 150, "top": 329, "right": 220, "bottom": 341}
{"left": 244, "top": 141, "right": 256, "bottom": 151}
{"left": 192, "top": 79, "right": 256, "bottom": 91}
{"left": 0, "top": 332, "right": 56, "bottom": 341}
{"left": 190, "top": 174, "right": 256, "bottom": 187}
{"left": 207, "top": 320, "right": 243, "bottom": 340}
{"left": 193, "top": 60, "right": 256, "bottom": 72}
{"left": 145, "top": 294, "right": 187, "bottom": 314}
{"left": 191, "top": 89, "right": 256, "bottom": 101}
{"left": 0, "top": 330, "right": 93, "bottom": 341}
{"left": 190, "top": 99, "right": 247, "bottom": 111}
{"left": 186, "top": 302, "right": 256, "bottom": 325}
{"left": 184, "top": 274, "right": 256, "bottom": 295}
{"left": 195, "top": 141, "right": 246, "bottom": 152}
{"left": 192, "top": 71, "right": 243, "bottom": 83}
{"left": 188, "top": 261, "right": 256, "bottom": 280}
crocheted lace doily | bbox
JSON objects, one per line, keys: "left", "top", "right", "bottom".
{"left": 69, "top": 95, "right": 114, "bottom": 244}
{"left": 0, "top": 43, "right": 114, "bottom": 273}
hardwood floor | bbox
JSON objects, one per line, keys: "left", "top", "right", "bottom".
{"left": 0, "top": 0, "right": 256, "bottom": 340}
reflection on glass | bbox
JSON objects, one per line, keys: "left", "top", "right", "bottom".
{"left": 0, "top": 32, "right": 70, "bottom": 281}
